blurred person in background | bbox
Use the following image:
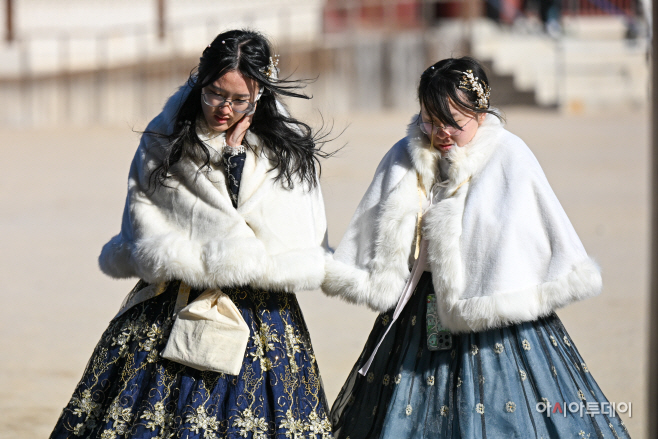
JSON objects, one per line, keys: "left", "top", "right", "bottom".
{"left": 323, "top": 56, "right": 630, "bottom": 438}
{"left": 50, "top": 29, "right": 333, "bottom": 439}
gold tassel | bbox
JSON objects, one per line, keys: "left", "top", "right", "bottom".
{"left": 449, "top": 176, "right": 471, "bottom": 198}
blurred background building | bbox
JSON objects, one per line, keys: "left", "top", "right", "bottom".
{"left": 0, "top": 0, "right": 650, "bottom": 126}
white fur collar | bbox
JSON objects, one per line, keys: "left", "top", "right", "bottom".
{"left": 405, "top": 114, "right": 503, "bottom": 194}
{"left": 324, "top": 113, "right": 601, "bottom": 332}
{"left": 99, "top": 86, "right": 329, "bottom": 293}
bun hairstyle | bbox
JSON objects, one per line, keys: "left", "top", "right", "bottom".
{"left": 151, "top": 29, "right": 328, "bottom": 190}
{"left": 418, "top": 56, "right": 500, "bottom": 130}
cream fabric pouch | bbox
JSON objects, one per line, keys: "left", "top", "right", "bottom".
{"left": 161, "top": 288, "right": 250, "bottom": 376}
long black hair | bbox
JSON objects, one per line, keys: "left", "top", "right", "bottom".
{"left": 418, "top": 56, "right": 501, "bottom": 129}
{"left": 150, "top": 29, "right": 328, "bottom": 190}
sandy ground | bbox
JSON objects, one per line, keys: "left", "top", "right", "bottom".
{"left": 0, "top": 106, "right": 649, "bottom": 438}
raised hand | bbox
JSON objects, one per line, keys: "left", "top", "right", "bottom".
{"left": 226, "top": 107, "right": 255, "bottom": 147}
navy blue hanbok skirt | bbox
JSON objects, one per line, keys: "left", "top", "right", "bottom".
{"left": 330, "top": 272, "right": 631, "bottom": 439}
{"left": 50, "top": 280, "right": 332, "bottom": 439}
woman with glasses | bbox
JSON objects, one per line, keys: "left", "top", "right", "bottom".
{"left": 323, "top": 57, "right": 630, "bottom": 438}
{"left": 50, "top": 29, "right": 333, "bottom": 439}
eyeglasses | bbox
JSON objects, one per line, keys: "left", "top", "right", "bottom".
{"left": 202, "top": 92, "right": 255, "bottom": 114}
{"left": 417, "top": 118, "right": 468, "bottom": 136}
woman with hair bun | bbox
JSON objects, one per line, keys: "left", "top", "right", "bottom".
{"left": 51, "top": 29, "right": 333, "bottom": 439}
{"left": 324, "top": 56, "right": 630, "bottom": 438}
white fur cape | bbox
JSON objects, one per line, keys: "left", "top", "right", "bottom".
{"left": 322, "top": 114, "right": 601, "bottom": 333}
{"left": 99, "top": 86, "right": 329, "bottom": 292}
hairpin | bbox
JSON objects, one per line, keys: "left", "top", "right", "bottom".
{"left": 222, "top": 40, "right": 225, "bottom": 44}
{"left": 459, "top": 70, "right": 491, "bottom": 109}
{"left": 263, "top": 55, "right": 280, "bottom": 79}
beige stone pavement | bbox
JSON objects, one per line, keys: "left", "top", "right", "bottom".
{"left": 0, "top": 107, "right": 649, "bottom": 438}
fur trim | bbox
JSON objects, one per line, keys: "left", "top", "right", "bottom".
{"left": 99, "top": 85, "right": 328, "bottom": 292}
{"left": 443, "top": 114, "right": 502, "bottom": 190}
{"left": 326, "top": 113, "right": 601, "bottom": 328}
{"left": 425, "top": 186, "right": 602, "bottom": 333}
{"left": 322, "top": 170, "right": 418, "bottom": 312}
{"left": 422, "top": 115, "right": 601, "bottom": 332}
{"left": 100, "top": 232, "right": 327, "bottom": 292}
{"left": 405, "top": 118, "right": 441, "bottom": 194}
{"left": 434, "top": 258, "right": 601, "bottom": 333}
{"left": 258, "top": 247, "right": 329, "bottom": 292}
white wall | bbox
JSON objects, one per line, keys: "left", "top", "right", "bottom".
{"left": 0, "top": 0, "right": 324, "bottom": 77}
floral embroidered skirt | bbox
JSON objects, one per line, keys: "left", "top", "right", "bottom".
{"left": 330, "top": 272, "right": 631, "bottom": 439}
{"left": 50, "top": 280, "right": 332, "bottom": 439}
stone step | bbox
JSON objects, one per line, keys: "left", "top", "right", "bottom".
{"left": 481, "top": 60, "right": 538, "bottom": 106}
{"left": 469, "top": 17, "right": 649, "bottom": 111}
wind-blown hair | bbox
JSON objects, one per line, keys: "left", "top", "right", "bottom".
{"left": 418, "top": 56, "right": 500, "bottom": 130}
{"left": 150, "top": 29, "right": 327, "bottom": 190}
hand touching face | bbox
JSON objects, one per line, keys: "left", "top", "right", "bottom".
{"left": 201, "top": 70, "right": 260, "bottom": 144}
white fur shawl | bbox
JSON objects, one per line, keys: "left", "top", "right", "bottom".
{"left": 322, "top": 114, "right": 601, "bottom": 333}
{"left": 99, "top": 85, "right": 329, "bottom": 292}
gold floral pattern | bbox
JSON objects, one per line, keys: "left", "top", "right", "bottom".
{"left": 139, "top": 401, "right": 174, "bottom": 436}
{"left": 405, "top": 405, "right": 413, "bottom": 416}
{"left": 104, "top": 399, "right": 133, "bottom": 437}
{"left": 279, "top": 409, "right": 304, "bottom": 439}
{"left": 140, "top": 323, "right": 166, "bottom": 363}
{"left": 306, "top": 411, "right": 332, "bottom": 438}
{"left": 283, "top": 324, "right": 302, "bottom": 373}
{"left": 440, "top": 406, "right": 449, "bottom": 417}
{"left": 476, "top": 403, "right": 485, "bottom": 414}
{"left": 187, "top": 406, "right": 221, "bottom": 438}
{"left": 506, "top": 401, "right": 516, "bottom": 413}
{"left": 519, "top": 370, "right": 527, "bottom": 381}
{"left": 70, "top": 389, "right": 101, "bottom": 433}
{"left": 471, "top": 344, "right": 479, "bottom": 355}
{"left": 522, "top": 339, "right": 531, "bottom": 351}
{"left": 494, "top": 343, "right": 504, "bottom": 354}
{"left": 233, "top": 408, "right": 267, "bottom": 438}
{"left": 250, "top": 323, "right": 279, "bottom": 371}
{"left": 426, "top": 376, "right": 435, "bottom": 386}
{"left": 53, "top": 282, "right": 332, "bottom": 439}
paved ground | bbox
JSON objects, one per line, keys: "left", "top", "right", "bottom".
{"left": 0, "top": 106, "right": 649, "bottom": 438}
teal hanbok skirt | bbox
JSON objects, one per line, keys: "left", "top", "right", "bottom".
{"left": 331, "top": 272, "right": 630, "bottom": 439}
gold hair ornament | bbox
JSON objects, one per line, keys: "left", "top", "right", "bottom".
{"left": 263, "top": 55, "right": 280, "bottom": 79}
{"left": 459, "top": 70, "right": 491, "bottom": 109}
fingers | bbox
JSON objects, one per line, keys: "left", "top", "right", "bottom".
{"left": 226, "top": 105, "right": 256, "bottom": 147}
{"left": 226, "top": 113, "right": 254, "bottom": 147}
